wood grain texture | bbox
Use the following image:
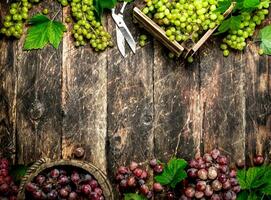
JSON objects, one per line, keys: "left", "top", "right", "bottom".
{"left": 0, "top": 0, "right": 271, "bottom": 185}
{"left": 16, "top": 0, "right": 62, "bottom": 164}
{"left": 245, "top": 43, "right": 271, "bottom": 164}
{"left": 199, "top": 39, "right": 246, "bottom": 163}
{"left": 153, "top": 44, "right": 201, "bottom": 162}
{"left": 61, "top": 8, "right": 108, "bottom": 172}
{"left": 106, "top": 4, "right": 154, "bottom": 178}
{"left": 0, "top": 2, "right": 17, "bottom": 161}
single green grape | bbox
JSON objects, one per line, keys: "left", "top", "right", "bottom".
{"left": 223, "top": 49, "right": 230, "bottom": 57}
{"left": 258, "top": 48, "right": 264, "bottom": 55}
{"left": 187, "top": 56, "right": 194, "bottom": 63}
{"left": 42, "top": 8, "right": 49, "bottom": 15}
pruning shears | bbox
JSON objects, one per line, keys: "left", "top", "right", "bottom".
{"left": 111, "top": 2, "right": 136, "bottom": 57}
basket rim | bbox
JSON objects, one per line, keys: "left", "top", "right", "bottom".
{"left": 17, "top": 158, "right": 114, "bottom": 200}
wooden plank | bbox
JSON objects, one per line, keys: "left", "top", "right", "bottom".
{"left": 61, "top": 8, "right": 108, "bottom": 172}
{"left": 0, "top": 2, "right": 17, "bottom": 161}
{"left": 16, "top": 0, "right": 62, "bottom": 164}
{"left": 106, "top": 4, "right": 154, "bottom": 177}
{"left": 199, "top": 39, "right": 246, "bottom": 163}
{"left": 245, "top": 43, "right": 271, "bottom": 164}
{"left": 153, "top": 44, "right": 201, "bottom": 162}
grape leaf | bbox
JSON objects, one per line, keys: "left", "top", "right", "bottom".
{"left": 10, "top": 165, "right": 28, "bottom": 184}
{"left": 237, "top": 166, "right": 271, "bottom": 200}
{"left": 247, "top": 193, "right": 261, "bottom": 200}
{"left": 94, "top": 0, "right": 117, "bottom": 20}
{"left": 155, "top": 158, "right": 187, "bottom": 188}
{"left": 124, "top": 193, "right": 147, "bottom": 200}
{"left": 216, "top": 0, "right": 232, "bottom": 13}
{"left": 261, "top": 184, "right": 271, "bottom": 195}
{"left": 237, "top": 169, "right": 248, "bottom": 189}
{"left": 217, "top": 15, "right": 241, "bottom": 34}
{"left": 23, "top": 14, "right": 66, "bottom": 50}
{"left": 234, "top": 0, "right": 245, "bottom": 10}
{"left": 259, "top": 25, "right": 271, "bottom": 55}
{"left": 243, "top": 0, "right": 260, "bottom": 8}
{"left": 237, "top": 191, "right": 249, "bottom": 200}
{"left": 246, "top": 167, "right": 267, "bottom": 188}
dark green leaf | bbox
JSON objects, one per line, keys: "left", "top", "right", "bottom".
{"left": 47, "top": 21, "right": 66, "bottom": 48}
{"left": 246, "top": 167, "right": 265, "bottom": 187}
{"left": 217, "top": 15, "right": 241, "bottom": 34}
{"left": 169, "top": 170, "right": 187, "bottom": 188}
{"left": 250, "top": 166, "right": 271, "bottom": 188}
{"left": 237, "top": 191, "right": 249, "bottom": 200}
{"left": 155, "top": 158, "right": 187, "bottom": 188}
{"left": 124, "top": 193, "right": 147, "bottom": 200}
{"left": 155, "top": 175, "right": 172, "bottom": 185}
{"left": 237, "top": 169, "right": 248, "bottom": 189}
{"left": 24, "top": 22, "right": 49, "bottom": 50}
{"left": 234, "top": 0, "right": 245, "bottom": 10}
{"left": 261, "top": 184, "right": 271, "bottom": 195}
{"left": 243, "top": 0, "right": 260, "bottom": 8}
{"left": 248, "top": 193, "right": 261, "bottom": 200}
{"left": 94, "top": 0, "right": 118, "bottom": 20}
{"left": 99, "top": 0, "right": 117, "bottom": 8}
{"left": 28, "top": 14, "right": 49, "bottom": 24}
{"left": 259, "top": 25, "right": 271, "bottom": 55}
{"left": 216, "top": 0, "right": 232, "bottom": 13}
{"left": 10, "top": 165, "right": 28, "bottom": 183}
{"left": 24, "top": 14, "right": 66, "bottom": 50}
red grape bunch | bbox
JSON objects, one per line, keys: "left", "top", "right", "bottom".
{"left": 115, "top": 160, "right": 165, "bottom": 199}
{"left": 181, "top": 149, "right": 240, "bottom": 200}
{"left": 0, "top": 158, "right": 18, "bottom": 200}
{"left": 25, "top": 167, "right": 104, "bottom": 200}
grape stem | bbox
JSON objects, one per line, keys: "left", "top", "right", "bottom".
{"left": 51, "top": 8, "right": 61, "bottom": 21}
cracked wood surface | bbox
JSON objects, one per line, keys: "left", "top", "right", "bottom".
{"left": 15, "top": 0, "right": 63, "bottom": 164}
{"left": 61, "top": 7, "right": 108, "bottom": 172}
{"left": 0, "top": 1, "right": 271, "bottom": 195}
{"left": 199, "top": 39, "right": 246, "bottom": 164}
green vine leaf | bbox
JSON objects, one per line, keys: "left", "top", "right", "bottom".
{"left": 216, "top": 0, "right": 232, "bottom": 13}
{"left": 237, "top": 165, "right": 271, "bottom": 200}
{"left": 94, "top": 0, "right": 117, "bottom": 20}
{"left": 124, "top": 193, "right": 147, "bottom": 200}
{"left": 259, "top": 25, "right": 271, "bottom": 55}
{"left": 23, "top": 14, "right": 66, "bottom": 50}
{"left": 217, "top": 15, "right": 241, "bottom": 34}
{"left": 10, "top": 165, "right": 29, "bottom": 184}
{"left": 155, "top": 158, "right": 187, "bottom": 188}
{"left": 243, "top": 0, "right": 260, "bottom": 8}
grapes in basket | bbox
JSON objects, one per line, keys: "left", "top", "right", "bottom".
{"left": 25, "top": 166, "right": 104, "bottom": 200}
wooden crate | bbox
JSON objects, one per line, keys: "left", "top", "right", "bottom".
{"left": 133, "top": 3, "right": 235, "bottom": 57}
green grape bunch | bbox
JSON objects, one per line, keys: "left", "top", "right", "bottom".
{"left": 69, "top": 0, "right": 113, "bottom": 51}
{"left": 0, "top": 0, "right": 35, "bottom": 38}
{"left": 0, "top": 0, "right": 113, "bottom": 52}
{"left": 220, "top": 0, "right": 270, "bottom": 56}
{"left": 140, "top": 0, "right": 270, "bottom": 58}
{"left": 141, "top": 0, "right": 225, "bottom": 44}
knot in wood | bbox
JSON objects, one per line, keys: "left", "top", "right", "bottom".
{"left": 73, "top": 147, "right": 85, "bottom": 158}
{"left": 142, "top": 113, "right": 152, "bottom": 125}
{"left": 29, "top": 100, "right": 45, "bottom": 120}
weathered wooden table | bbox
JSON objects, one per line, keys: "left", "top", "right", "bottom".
{"left": 0, "top": 0, "right": 270, "bottom": 183}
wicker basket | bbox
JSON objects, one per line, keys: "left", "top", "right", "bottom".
{"left": 17, "top": 158, "right": 114, "bottom": 200}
